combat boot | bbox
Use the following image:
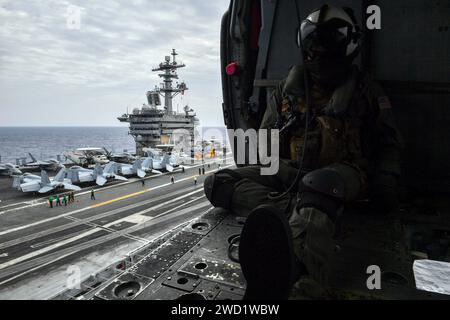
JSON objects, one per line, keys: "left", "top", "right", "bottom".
{"left": 239, "top": 205, "right": 303, "bottom": 300}
{"left": 239, "top": 204, "right": 336, "bottom": 300}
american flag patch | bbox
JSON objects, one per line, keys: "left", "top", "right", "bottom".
{"left": 378, "top": 96, "right": 392, "bottom": 110}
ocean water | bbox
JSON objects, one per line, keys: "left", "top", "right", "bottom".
{"left": 0, "top": 127, "right": 136, "bottom": 164}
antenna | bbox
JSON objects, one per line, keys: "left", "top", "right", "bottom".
{"left": 151, "top": 49, "right": 188, "bottom": 114}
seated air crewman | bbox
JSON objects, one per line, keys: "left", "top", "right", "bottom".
{"left": 204, "top": 5, "right": 403, "bottom": 299}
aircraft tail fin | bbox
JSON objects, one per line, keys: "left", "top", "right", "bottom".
{"left": 161, "top": 155, "right": 170, "bottom": 167}
{"left": 41, "top": 170, "right": 51, "bottom": 185}
{"left": 67, "top": 169, "right": 79, "bottom": 183}
{"left": 132, "top": 159, "right": 142, "bottom": 171}
{"left": 104, "top": 162, "right": 116, "bottom": 174}
{"left": 103, "top": 147, "right": 111, "bottom": 157}
{"left": 142, "top": 157, "right": 152, "bottom": 170}
{"left": 169, "top": 154, "right": 179, "bottom": 166}
{"left": 54, "top": 167, "right": 66, "bottom": 182}
{"left": 93, "top": 163, "right": 103, "bottom": 178}
{"left": 29, "top": 153, "right": 37, "bottom": 163}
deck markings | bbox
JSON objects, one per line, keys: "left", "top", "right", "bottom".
{"left": 89, "top": 190, "right": 148, "bottom": 209}
{"left": 0, "top": 187, "right": 204, "bottom": 250}
{"left": 0, "top": 190, "right": 205, "bottom": 267}
{"left": 0, "top": 201, "right": 211, "bottom": 286}
{"left": 0, "top": 200, "right": 210, "bottom": 272}
{"left": 0, "top": 213, "right": 202, "bottom": 292}
{"left": 0, "top": 228, "right": 102, "bottom": 270}
{"left": 0, "top": 164, "right": 232, "bottom": 237}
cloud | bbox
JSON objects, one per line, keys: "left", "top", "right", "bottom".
{"left": 0, "top": 0, "right": 230, "bottom": 126}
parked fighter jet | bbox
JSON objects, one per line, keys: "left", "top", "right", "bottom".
{"left": 103, "top": 148, "right": 136, "bottom": 164}
{"left": 165, "top": 154, "right": 182, "bottom": 172}
{"left": 137, "top": 157, "right": 161, "bottom": 175}
{"left": 12, "top": 167, "right": 81, "bottom": 194}
{"left": 64, "top": 148, "right": 110, "bottom": 166}
{"left": 116, "top": 160, "right": 146, "bottom": 178}
{"left": 24, "top": 153, "right": 61, "bottom": 171}
{"left": 66, "top": 164, "right": 104, "bottom": 185}
{"left": 0, "top": 163, "right": 22, "bottom": 176}
{"left": 143, "top": 149, "right": 181, "bottom": 172}
{"left": 95, "top": 162, "right": 128, "bottom": 186}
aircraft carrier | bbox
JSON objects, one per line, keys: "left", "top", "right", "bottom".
{"left": 118, "top": 49, "right": 199, "bottom": 156}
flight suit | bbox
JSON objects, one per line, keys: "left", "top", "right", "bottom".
{"left": 205, "top": 64, "right": 404, "bottom": 287}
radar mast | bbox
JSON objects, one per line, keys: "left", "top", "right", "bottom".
{"left": 151, "top": 49, "right": 188, "bottom": 114}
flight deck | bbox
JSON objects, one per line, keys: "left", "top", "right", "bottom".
{"left": 0, "top": 159, "right": 232, "bottom": 299}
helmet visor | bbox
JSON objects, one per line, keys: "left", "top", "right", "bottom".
{"left": 300, "top": 20, "right": 350, "bottom": 58}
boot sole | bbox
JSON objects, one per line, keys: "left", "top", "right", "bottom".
{"left": 239, "top": 205, "right": 296, "bottom": 300}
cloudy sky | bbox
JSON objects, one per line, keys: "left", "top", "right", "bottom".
{"left": 0, "top": 0, "right": 230, "bottom": 127}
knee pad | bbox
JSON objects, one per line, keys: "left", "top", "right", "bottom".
{"left": 297, "top": 168, "right": 345, "bottom": 222}
{"left": 204, "top": 170, "right": 241, "bottom": 209}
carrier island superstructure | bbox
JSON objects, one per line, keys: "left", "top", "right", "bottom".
{"left": 118, "top": 49, "right": 199, "bottom": 156}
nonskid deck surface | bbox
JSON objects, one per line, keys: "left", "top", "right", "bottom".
{"left": 0, "top": 159, "right": 231, "bottom": 299}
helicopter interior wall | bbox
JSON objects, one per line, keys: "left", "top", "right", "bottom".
{"left": 370, "top": 0, "right": 450, "bottom": 194}
{"left": 371, "top": 0, "right": 450, "bottom": 83}
{"left": 391, "top": 93, "right": 450, "bottom": 195}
